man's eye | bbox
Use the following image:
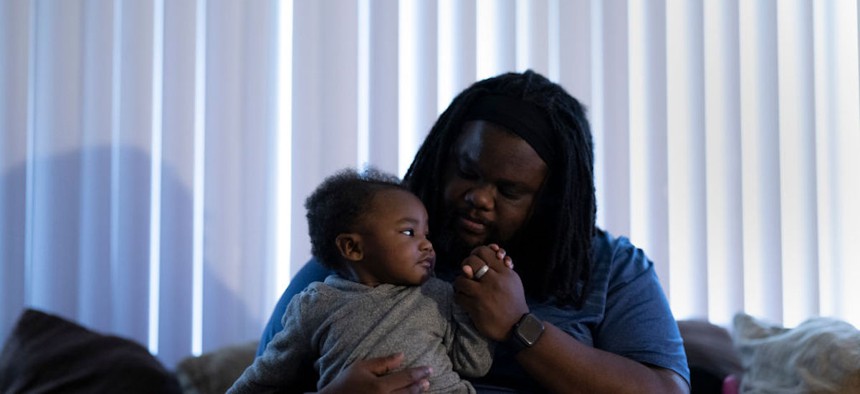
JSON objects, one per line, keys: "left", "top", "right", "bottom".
{"left": 401, "top": 229, "right": 415, "bottom": 236}
{"left": 456, "top": 165, "right": 478, "bottom": 179}
{"left": 499, "top": 187, "right": 522, "bottom": 199}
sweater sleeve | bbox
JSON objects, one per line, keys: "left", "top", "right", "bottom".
{"left": 447, "top": 290, "right": 495, "bottom": 377}
{"left": 228, "top": 292, "right": 316, "bottom": 393}
{"left": 257, "top": 258, "right": 330, "bottom": 356}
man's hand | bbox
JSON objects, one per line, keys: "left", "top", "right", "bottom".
{"left": 455, "top": 245, "right": 528, "bottom": 341}
{"left": 319, "top": 353, "right": 432, "bottom": 394}
{"left": 460, "top": 244, "right": 513, "bottom": 279}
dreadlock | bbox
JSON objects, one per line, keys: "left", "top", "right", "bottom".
{"left": 404, "top": 70, "right": 597, "bottom": 308}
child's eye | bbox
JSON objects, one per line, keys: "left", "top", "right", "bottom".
{"left": 401, "top": 229, "right": 415, "bottom": 236}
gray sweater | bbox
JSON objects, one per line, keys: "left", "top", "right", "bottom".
{"left": 229, "top": 275, "right": 494, "bottom": 393}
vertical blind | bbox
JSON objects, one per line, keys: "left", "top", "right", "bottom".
{"left": 1, "top": 0, "right": 858, "bottom": 368}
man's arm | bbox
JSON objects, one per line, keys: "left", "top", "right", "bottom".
{"left": 454, "top": 247, "right": 690, "bottom": 393}
{"left": 513, "top": 323, "right": 689, "bottom": 393}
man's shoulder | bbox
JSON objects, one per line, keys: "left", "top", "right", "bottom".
{"left": 591, "top": 230, "right": 654, "bottom": 283}
{"left": 591, "top": 229, "right": 634, "bottom": 255}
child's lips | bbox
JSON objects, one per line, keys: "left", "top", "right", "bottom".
{"left": 418, "top": 257, "right": 435, "bottom": 270}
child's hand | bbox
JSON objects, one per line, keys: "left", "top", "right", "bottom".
{"left": 461, "top": 244, "right": 513, "bottom": 280}
{"left": 486, "top": 243, "right": 514, "bottom": 269}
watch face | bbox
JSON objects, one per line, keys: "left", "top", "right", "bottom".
{"left": 516, "top": 314, "right": 545, "bottom": 346}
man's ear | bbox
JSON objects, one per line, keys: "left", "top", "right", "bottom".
{"left": 335, "top": 233, "right": 363, "bottom": 262}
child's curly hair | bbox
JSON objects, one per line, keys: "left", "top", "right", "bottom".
{"left": 305, "top": 167, "right": 406, "bottom": 272}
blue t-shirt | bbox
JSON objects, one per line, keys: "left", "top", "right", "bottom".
{"left": 257, "top": 231, "right": 690, "bottom": 391}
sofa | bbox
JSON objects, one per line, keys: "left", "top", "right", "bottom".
{"left": 680, "top": 313, "right": 860, "bottom": 393}
{"left": 2, "top": 308, "right": 858, "bottom": 393}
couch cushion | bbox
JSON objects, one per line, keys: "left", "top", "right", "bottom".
{"left": 0, "top": 308, "right": 181, "bottom": 394}
{"left": 733, "top": 312, "right": 860, "bottom": 393}
{"left": 175, "top": 340, "right": 258, "bottom": 394}
{"left": 678, "top": 319, "right": 742, "bottom": 379}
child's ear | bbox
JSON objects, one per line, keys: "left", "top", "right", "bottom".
{"left": 335, "top": 233, "right": 363, "bottom": 262}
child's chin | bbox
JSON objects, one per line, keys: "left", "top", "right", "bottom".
{"left": 416, "top": 272, "right": 432, "bottom": 285}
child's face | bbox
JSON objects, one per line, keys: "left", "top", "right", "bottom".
{"left": 354, "top": 189, "right": 435, "bottom": 286}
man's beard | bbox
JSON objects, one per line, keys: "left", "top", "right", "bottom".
{"left": 435, "top": 208, "right": 540, "bottom": 279}
{"left": 433, "top": 210, "right": 507, "bottom": 273}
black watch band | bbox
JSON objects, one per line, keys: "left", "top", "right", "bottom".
{"left": 508, "top": 313, "right": 545, "bottom": 353}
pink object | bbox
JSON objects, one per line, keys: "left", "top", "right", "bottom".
{"left": 722, "top": 374, "right": 740, "bottom": 394}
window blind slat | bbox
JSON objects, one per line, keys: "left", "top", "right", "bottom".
{"left": 830, "top": 0, "right": 860, "bottom": 324}
{"left": 112, "top": 0, "right": 155, "bottom": 346}
{"left": 398, "top": 0, "right": 437, "bottom": 175}
{"left": 367, "top": 1, "right": 399, "bottom": 173}
{"left": 599, "top": 1, "right": 630, "bottom": 238}
{"left": 703, "top": 0, "right": 744, "bottom": 327}
{"left": 666, "top": 0, "right": 708, "bottom": 318}
{"left": 30, "top": 0, "right": 84, "bottom": 320}
{"left": 628, "top": 0, "right": 669, "bottom": 293}
{"left": 476, "top": 0, "right": 516, "bottom": 80}
{"left": 776, "top": 0, "right": 819, "bottom": 327}
{"left": 158, "top": 0, "right": 197, "bottom": 368}
{"left": 516, "top": 0, "right": 549, "bottom": 76}
{"left": 437, "top": 0, "right": 477, "bottom": 113}
{"left": 0, "top": 0, "right": 32, "bottom": 345}
{"left": 78, "top": 0, "right": 114, "bottom": 334}
{"left": 739, "top": 0, "right": 783, "bottom": 323}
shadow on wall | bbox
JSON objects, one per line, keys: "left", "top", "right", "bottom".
{"left": 0, "top": 144, "right": 258, "bottom": 369}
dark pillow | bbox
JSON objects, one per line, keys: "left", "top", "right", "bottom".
{"left": 0, "top": 308, "right": 181, "bottom": 394}
{"left": 678, "top": 319, "right": 743, "bottom": 394}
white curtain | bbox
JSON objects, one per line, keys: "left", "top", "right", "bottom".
{"left": 2, "top": 0, "right": 858, "bottom": 368}
{"left": 0, "top": 0, "right": 279, "bottom": 367}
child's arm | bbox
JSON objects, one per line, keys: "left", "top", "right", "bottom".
{"left": 257, "top": 258, "right": 330, "bottom": 356}
{"left": 449, "top": 300, "right": 496, "bottom": 377}
{"left": 228, "top": 295, "right": 316, "bottom": 393}
{"left": 447, "top": 245, "right": 513, "bottom": 377}
{"left": 448, "top": 244, "right": 515, "bottom": 376}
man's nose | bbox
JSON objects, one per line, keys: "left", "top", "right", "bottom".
{"left": 465, "top": 183, "right": 495, "bottom": 210}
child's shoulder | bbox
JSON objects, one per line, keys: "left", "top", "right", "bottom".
{"left": 421, "top": 276, "right": 454, "bottom": 294}
{"left": 299, "top": 274, "right": 370, "bottom": 296}
{"left": 293, "top": 277, "right": 338, "bottom": 300}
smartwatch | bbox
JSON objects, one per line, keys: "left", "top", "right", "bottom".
{"left": 509, "top": 313, "right": 545, "bottom": 352}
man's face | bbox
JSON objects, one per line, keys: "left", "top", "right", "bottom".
{"left": 440, "top": 120, "right": 548, "bottom": 254}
